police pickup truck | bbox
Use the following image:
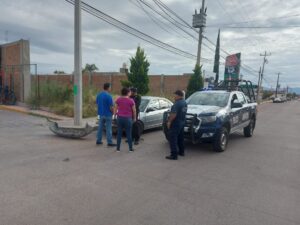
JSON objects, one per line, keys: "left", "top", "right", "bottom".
{"left": 163, "top": 86, "right": 257, "bottom": 152}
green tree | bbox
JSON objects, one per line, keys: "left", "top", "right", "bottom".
{"left": 120, "top": 80, "right": 132, "bottom": 88}
{"left": 186, "top": 64, "right": 204, "bottom": 98}
{"left": 82, "top": 64, "right": 99, "bottom": 87}
{"left": 128, "top": 46, "right": 150, "bottom": 95}
{"left": 82, "top": 63, "right": 99, "bottom": 73}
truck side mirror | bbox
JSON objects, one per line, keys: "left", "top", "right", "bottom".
{"left": 231, "top": 102, "right": 243, "bottom": 108}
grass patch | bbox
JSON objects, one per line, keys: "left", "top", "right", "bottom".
{"left": 27, "top": 82, "right": 98, "bottom": 118}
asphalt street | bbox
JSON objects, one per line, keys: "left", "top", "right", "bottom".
{"left": 0, "top": 101, "right": 299, "bottom": 225}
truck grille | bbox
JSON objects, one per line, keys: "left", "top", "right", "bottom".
{"left": 184, "top": 114, "right": 199, "bottom": 132}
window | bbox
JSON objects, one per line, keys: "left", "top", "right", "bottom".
{"left": 148, "top": 100, "right": 160, "bottom": 111}
{"left": 237, "top": 93, "right": 246, "bottom": 104}
{"left": 159, "top": 99, "right": 170, "bottom": 109}
{"left": 139, "top": 99, "right": 150, "bottom": 112}
{"left": 187, "top": 92, "right": 230, "bottom": 107}
{"left": 231, "top": 94, "right": 238, "bottom": 105}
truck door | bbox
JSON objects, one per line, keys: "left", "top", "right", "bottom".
{"left": 230, "top": 93, "right": 242, "bottom": 130}
{"left": 237, "top": 92, "right": 250, "bottom": 125}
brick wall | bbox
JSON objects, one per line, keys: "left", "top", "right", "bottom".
{"left": 31, "top": 72, "right": 192, "bottom": 98}
{"left": 0, "top": 39, "right": 30, "bottom": 102}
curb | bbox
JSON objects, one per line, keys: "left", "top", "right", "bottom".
{"left": 258, "top": 100, "right": 272, "bottom": 105}
{"left": 0, "top": 105, "right": 66, "bottom": 121}
{"left": 0, "top": 105, "right": 29, "bottom": 115}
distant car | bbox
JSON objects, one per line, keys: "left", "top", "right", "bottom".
{"left": 112, "top": 96, "right": 173, "bottom": 135}
{"left": 273, "top": 97, "right": 284, "bottom": 103}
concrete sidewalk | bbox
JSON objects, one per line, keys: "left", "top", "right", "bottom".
{"left": 0, "top": 104, "right": 69, "bottom": 120}
{"left": 0, "top": 104, "right": 98, "bottom": 129}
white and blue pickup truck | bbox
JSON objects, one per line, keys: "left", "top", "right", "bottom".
{"left": 163, "top": 89, "right": 257, "bottom": 152}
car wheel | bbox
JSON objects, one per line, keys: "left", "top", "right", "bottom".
{"left": 244, "top": 118, "right": 255, "bottom": 137}
{"left": 213, "top": 127, "right": 229, "bottom": 152}
{"left": 136, "top": 120, "right": 144, "bottom": 137}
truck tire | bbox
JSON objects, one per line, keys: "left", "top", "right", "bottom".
{"left": 213, "top": 127, "right": 229, "bottom": 152}
{"left": 163, "top": 123, "right": 170, "bottom": 141}
{"left": 244, "top": 118, "right": 255, "bottom": 137}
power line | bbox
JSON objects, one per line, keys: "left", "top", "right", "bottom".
{"left": 136, "top": 0, "right": 198, "bottom": 41}
{"left": 65, "top": 0, "right": 212, "bottom": 62}
{"left": 213, "top": 0, "right": 258, "bottom": 48}
{"left": 207, "top": 25, "right": 300, "bottom": 29}
{"left": 148, "top": 0, "right": 260, "bottom": 77}
{"left": 208, "top": 13, "right": 300, "bottom": 26}
{"left": 130, "top": 0, "right": 187, "bottom": 38}
{"left": 153, "top": 0, "right": 198, "bottom": 31}
{"left": 152, "top": 0, "right": 190, "bottom": 28}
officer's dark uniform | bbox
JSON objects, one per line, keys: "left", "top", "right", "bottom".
{"left": 168, "top": 96, "right": 187, "bottom": 159}
{"left": 130, "top": 89, "right": 142, "bottom": 144}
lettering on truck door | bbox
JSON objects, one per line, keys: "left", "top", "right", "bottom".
{"left": 230, "top": 94, "right": 241, "bottom": 129}
{"left": 237, "top": 92, "right": 250, "bottom": 123}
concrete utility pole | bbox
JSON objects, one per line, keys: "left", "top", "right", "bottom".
{"left": 256, "top": 67, "right": 262, "bottom": 102}
{"left": 275, "top": 72, "right": 281, "bottom": 98}
{"left": 258, "top": 51, "right": 271, "bottom": 102}
{"left": 193, "top": 0, "right": 206, "bottom": 66}
{"left": 74, "top": 0, "right": 83, "bottom": 126}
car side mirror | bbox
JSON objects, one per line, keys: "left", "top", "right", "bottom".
{"left": 146, "top": 107, "right": 154, "bottom": 113}
{"left": 231, "top": 102, "right": 243, "bottom": 108}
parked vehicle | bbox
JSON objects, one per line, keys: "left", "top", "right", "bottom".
{"left": 163, "top": 80, "right": 258, "bottom": 152}
{"left": 113, "top": 96, "right": 173, "bottom": 135}
{"left": 273, "top": 97, "right": 284, "bottom": 103}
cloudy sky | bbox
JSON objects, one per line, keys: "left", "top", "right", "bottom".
{"left": 1, "top": 0, "right": 300, "bottom": 88}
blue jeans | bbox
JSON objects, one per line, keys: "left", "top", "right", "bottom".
{"left": 169, "top": 125, "right": 185, "bottom": 157}
{"left": 117, "top": 117, "right": 133, "bottom": 150}
{"left": 97, "top": 116, "right": 113, "bottom": 144}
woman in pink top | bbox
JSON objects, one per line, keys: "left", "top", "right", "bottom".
{"left": 115, "top": 88, "right": 136, "bottom": 152}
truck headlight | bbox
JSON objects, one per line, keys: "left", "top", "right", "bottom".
{"left": 198, "top": 115, "right": 217, "bottom": 124}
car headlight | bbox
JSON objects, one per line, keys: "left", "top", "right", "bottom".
{"left": 198, "top": 115, "right": 217, "bottom": 124}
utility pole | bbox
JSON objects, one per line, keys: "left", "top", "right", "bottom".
{"left": 258, "top": 51, "right": 271, "bottom": 102}
{"left": 213, "top": 29, "right": 220, "bottom": 86}
{"left": 275, "top": 72, "right": 281, "bottom": 98}
{"left": 74, "top": 0, "right": 83, "bottom": 126}
{"left": 256, "top": 67, "right": 262, "bottom": 102}
{"left": 193, "top": 0, "right": 207, "bottom": 66}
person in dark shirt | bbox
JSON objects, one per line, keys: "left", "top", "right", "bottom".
{"left": 4, "top": 85, "right": 9, "bottom": 104}
{"left": 166, "top": 90, "right": 187, "bottom": 160}
{"left": 96, "top": 83, "right": 116, "bottom": 147}
{"left": 130, "top": 87, "right": 142, "bottom": 145}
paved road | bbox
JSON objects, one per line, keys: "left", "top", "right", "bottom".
{"left": 0, "top": 101, "right": 299, "bottom": 225}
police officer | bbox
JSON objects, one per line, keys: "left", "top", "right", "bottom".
{"left": 130, "top": 87, "right": 141, "bottom": 145}
{"left": 166, "top": 90, "right": 187, "bottom": 160}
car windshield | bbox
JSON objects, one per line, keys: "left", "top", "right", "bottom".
{"left": 187, "top": 92, "right": 230, "bottom": 107}
{"left": 139, "top": 99, "right": 150, "bottom": 112}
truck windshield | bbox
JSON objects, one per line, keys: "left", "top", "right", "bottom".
{"left": 187, "top": 92, "right": 230, "bottom": 107}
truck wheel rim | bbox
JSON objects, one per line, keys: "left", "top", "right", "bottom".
{"left": 221, "top": 133, "right": 227, "bottom": 147}
{"left": 250, "top": 120, "right": 254, "bottom": 134}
